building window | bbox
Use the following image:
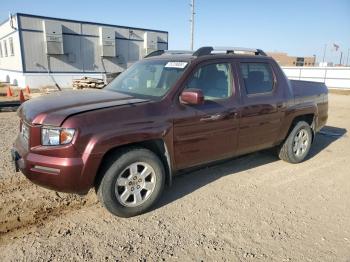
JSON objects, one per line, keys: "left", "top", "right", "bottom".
{"left": 296, "top": 57, "right": 304, "bottom": 66}
{"left": 9, "top": 37, "right": 14, "bottom": 56}
{"left": 3, "top": 40, "right": 8, "bottom": 57}
{"left": 0, "top": 41, "right": 3, "bottom": 58}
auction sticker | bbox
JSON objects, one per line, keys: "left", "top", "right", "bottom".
{"left": 165, "top": 62, "right": 188, "bottom": 68}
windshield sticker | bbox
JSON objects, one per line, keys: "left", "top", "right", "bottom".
{"left": 165, "top": 62, "right": 188, "bottom": 69}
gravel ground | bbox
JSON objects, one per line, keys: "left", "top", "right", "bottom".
{"left": 0, "top": 112, "right": 18, "bottom": 177}
{"left": 0, "top": 94, "right": 349, "bottom": 261}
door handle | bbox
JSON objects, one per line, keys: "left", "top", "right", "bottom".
{"left": 200, "top": 111, "right": 238, "bottom": 122}
{"left": 200, "top": 113, "right": 223, "bottom": 122}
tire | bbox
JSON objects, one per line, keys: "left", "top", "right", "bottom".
{"left": 96, "top": 148, "right": 165, "bottom": 217}
{"left": 278, "top": 121, "right": 313, "bottom": 163}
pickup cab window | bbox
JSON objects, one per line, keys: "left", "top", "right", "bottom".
{"left": 106, "top": 60, "right": 187, "bottom": 99}
{"left": 186, "top": 63, "right": 232, "bottom": 100}
{"left": 240, "top": 63, "right": 274, "bottom": 94}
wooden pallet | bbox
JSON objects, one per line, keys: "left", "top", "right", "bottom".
{"left": 73, "top": 77, "right": 106, "bottom": 89}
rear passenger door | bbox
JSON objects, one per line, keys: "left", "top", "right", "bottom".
{"left": 236, "top": 60, "right": 284, "bottom": 154}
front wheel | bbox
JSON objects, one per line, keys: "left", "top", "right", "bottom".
{"left": 97, "top": 148, "right": 165, "bottom": 217}
{"left": 278, "top": 121, "right": 313, "bottom": 163}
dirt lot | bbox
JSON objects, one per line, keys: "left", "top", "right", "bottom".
{"left": 0, "top": 94, "right": 349, "bottom": 261}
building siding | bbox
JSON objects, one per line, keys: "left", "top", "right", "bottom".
{"left": 0, "top": 17, "right": 23, "bottom": 73}
{"left": 0, "top": 13, "right": 168, "bottom": 88}
{"left": 18, "top": 14, "right": 168, "bottom": 74}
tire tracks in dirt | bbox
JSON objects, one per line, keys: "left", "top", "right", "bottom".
{"left": 0, "top": 176, "right": 98, "bottom": 244}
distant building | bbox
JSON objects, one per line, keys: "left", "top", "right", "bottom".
{"left": 318, "top": 62, "right": 334, "bottom": 67}
{"left": 267, "top": 52, "right": 316, "bottom": 67}
{"left": 0, "top": 13, "right": 168, "bottom": 88}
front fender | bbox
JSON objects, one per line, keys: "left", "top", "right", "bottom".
{"left": 78, "top": 123, "right": 174, "bottom": 190}
{"left": 84, "top": 123, "right": 173, "bottom": 155}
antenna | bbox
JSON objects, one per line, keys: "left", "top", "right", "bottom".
{"left": 8, "top": 12, "right": 15, "bottom": 30}
{"left": 190, "top": 0, "right": 195, "bottom": 50}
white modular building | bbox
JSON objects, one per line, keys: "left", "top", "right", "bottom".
{"left": 0, "top": 13, "right": 168, "bottom": 88}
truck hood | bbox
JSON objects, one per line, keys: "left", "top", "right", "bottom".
{"left": 18, "top": 89, "right": 148, "bottom": 126}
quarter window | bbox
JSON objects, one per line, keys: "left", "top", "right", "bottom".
{"left": 240, "top": 63, "right": 274, "bottom": 94}
{"left": 186, "top": 63, "right": 233, "bottom": 100}
{"left": 9, "top": 37, "right": 14, "bottom": 56}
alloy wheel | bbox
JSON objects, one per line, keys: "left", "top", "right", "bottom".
{"left": 115, "top": 162, "right": 156, "bottom": 207}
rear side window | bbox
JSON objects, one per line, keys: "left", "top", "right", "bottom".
{"left": 240, "top": 63, "right": 274, "bottom": 94}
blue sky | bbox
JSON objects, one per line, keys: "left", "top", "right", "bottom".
{"left": 1, "top": 0, "right": 349, "bottom": 64}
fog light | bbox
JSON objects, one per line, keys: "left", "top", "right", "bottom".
{"left": 33, "top": 165, "right": 60, "bottom": 174}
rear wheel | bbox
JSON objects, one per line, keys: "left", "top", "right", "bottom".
{"left": 278, "top": 121, "right": 312, "bottom": 163}
{"left": 97, "top": 148, "right": 165, "bottom": 217}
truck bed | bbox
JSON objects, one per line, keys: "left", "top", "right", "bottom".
{"left": 290, "top": 80, "right": 328, "bottom": 98}
{"left": 290, "top": 79, "right": 328, "bottom": 131}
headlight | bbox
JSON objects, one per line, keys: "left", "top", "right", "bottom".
{"left": 41, "top": 126, "right": 75, "bottom": 146}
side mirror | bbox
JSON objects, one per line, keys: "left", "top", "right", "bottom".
{"left": 180, "top": 88, "right": 204, "bottom": 105}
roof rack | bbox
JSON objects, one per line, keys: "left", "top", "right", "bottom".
{"left": 144, "top": 46, "right": 267, "bottom": 58}
{"left": 145, "top": 50, "right": 194, "bottom": 58}
{"left": 193, "top": 46, "right": 267, "bottom": 56}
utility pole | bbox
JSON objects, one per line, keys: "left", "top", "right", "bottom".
{"left": 322, "top": 44, "right": 327, "bottom": 62}
{"left": 339, "top": 51, "right": 343, "bottom": 66}
{"left": 313, "top": 54, "right": 316, "bottom": 66}
{"left": 190, "top": 0, "right": 195, "bottom": 50}
{"left": 346, "top": 48, "right": 350, "bottom": 66}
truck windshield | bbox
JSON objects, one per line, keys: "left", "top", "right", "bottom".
{"left": 106, "top": 60, "right": 188, "bottom": 99}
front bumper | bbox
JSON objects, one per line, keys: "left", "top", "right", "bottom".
{"left": 12, "top": 135, "right": 93, "bottom": 194}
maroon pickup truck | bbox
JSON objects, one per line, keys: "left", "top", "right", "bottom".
{"left": 12, "top": 47, "right": 328, "bottom": 217}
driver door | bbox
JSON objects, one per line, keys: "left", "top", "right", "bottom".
{"left": 173, "top": 61, "right": 240, "bottom": 169}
